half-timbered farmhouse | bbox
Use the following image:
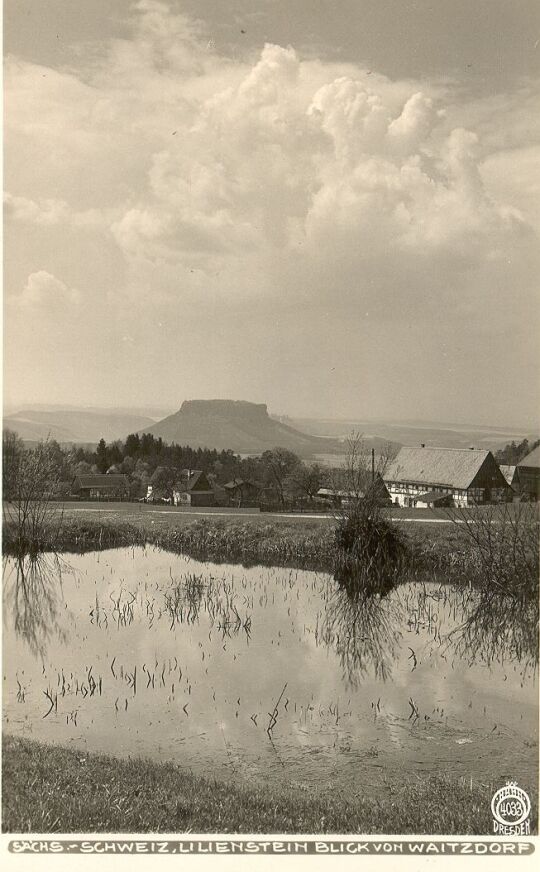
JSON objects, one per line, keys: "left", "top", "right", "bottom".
{"left": 383, "top": 446, "right": 510, "bottom": 507}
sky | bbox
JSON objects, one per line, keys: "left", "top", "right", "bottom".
{"left": 4, "top": 0, "right": 540, "bottom": 426}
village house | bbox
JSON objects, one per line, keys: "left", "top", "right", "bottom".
{"left": 223, "top": 478, "right": 262, "bottom": 507}
{"left": 172, "top": 469, "right": 215, "bottom": 507}
{"left": 71, "top": 473, "right": 130, "bottom": 501}
{"left": 516, "top": 445, "right": 540, "bottom": 500}
{"left": 383, "top": 446, "right": 511, "bottom": 508}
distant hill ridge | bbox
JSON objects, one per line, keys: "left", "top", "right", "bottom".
{"left": 141, "top": 399, "right": 343, "bottom": 456}
{"left": 3, "top": 408, "right": 156, "bottom": 444}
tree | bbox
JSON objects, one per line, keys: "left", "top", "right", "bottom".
{"left": 261, "top": 448, "right": 302, "bottom": 507}
{"left": 2, "top": 429, "right": 25, "bottom": 501}
{"left": 73, "top": 460, "right": 92, "bottom": 477}
{"left": 3, "top": 438, "right": 63, "bottom": 555}
{"left": 288, "top": 462, "right": 324, "bottom": 503}
{"left": 96, "top": 438, "right": 108, "bottom": 474}
{"left": 495, "top": 437, "right": 539, "bottom": 466}
{"left": 124, "top": 433, "right": 141, "bottom": 457}
{"left": 120, "top": 455, "right": 135, "bottom": 475}
{"left": 151, "top": 466, "right": 179, "bottom": 502}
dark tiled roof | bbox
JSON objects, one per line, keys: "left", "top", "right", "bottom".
{"left": 74, "top": 474, "right": 129, "bottom": 489}
{"left": 175, "top": 470, "right": 213, "bottom": 493}
{"left": 224, "top": 478, "right": 260, "bottom": 490}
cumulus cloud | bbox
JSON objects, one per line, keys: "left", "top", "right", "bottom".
{"left": 3, "top": 0, "right": 539, "bottom": 417}
{"left": 4, "top": 193, "right": 70, "bottom": 226}
{"left": 15, "top": 271, "right": 80, "bottom": 309}
{"left": 4, "top": 193, "right": 109, "bottom": 229}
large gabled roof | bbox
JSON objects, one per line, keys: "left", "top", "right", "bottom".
{"left": 384, "top": 446, "right": 492, "bottom": 490}
{"left": 518, "top": 445, "right": 540, "bottom": 469}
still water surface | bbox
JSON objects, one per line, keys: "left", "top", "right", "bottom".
{"left": 3, "top": 548, "right": 537, "bottom": 791}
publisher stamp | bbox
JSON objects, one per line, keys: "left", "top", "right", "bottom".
{"left": 491, "top": 782, "right": 531, "bottom": 835}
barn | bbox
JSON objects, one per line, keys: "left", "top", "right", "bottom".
{"left": 516, "top": 445, "right": 540, "bottom": 500}
{"left": 383, "top": 447, "right": 511, "bottom": 508}
{"left": 71, "top": 474, "right": 130, "bottom": 501}
{"left": 223, "top": 478, "right": 262, "bottom": 507}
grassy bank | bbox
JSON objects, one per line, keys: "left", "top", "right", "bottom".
{"left": 2, "top": 515, "right": 336, "bottom": 571}
{"left": 2, "top": 735, "right": 511, "bottom": 835}
{"left": 3, "top": 503, "right": 538, "bottom": 591}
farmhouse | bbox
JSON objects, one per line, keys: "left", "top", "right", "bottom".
{"left": 223, "top": 478, "right": 261, "bottom": 507}
{"left": 71, "top": 474, "right": 130, "bottom": 501}
{"left": 516, "top": 445, "right": 540, "bottom": 500}
{"left": 172, "top": 469, "right": 215, "bottom": 507}
{"left": 383, "top": 446, "right": 510, "bottom": 508}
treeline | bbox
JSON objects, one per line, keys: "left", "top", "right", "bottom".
{"left": 2, "top": 430, "right": 328, "bottom": 505}
{"left": 495, "top": 437, "right": 539, "bottom": 466}
{"left": 92, "top": 432, "right": 265, "bottom": 482}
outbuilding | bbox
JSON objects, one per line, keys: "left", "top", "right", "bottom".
{"left": 516, "top": 445, "right": 540, "bottom": 500}
{"left": 223, "top": 478, "right": 262, "bottom": 507}
{"left": 71, "top": 474, "right": 130, "bottom": 501}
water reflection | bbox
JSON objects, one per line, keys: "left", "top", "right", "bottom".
{"left": 2, "top": 548, "right": 537, "bottom": 793}
{"left": 446, "top": 588, "right": 538, "bottom": 674}
{"left": 321, "top": 587, "right": 403, "bottom": 686}
{"left": 3, "top": 553, "right": 70, "bottom": 658}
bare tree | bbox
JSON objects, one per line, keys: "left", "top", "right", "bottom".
{"left": 442, "top": 501, "right": 538, "bottom": 599}
{"left": 332, "top": 433, "right": 407, "bottom": 593}
{"left": 3, "top": 438, "right": 63, "bottom": 555}
{"left": 330, "top": 432, "right": 395, "bottom": 509}
{"left": 261, "top": 447, "right": 302, "bottom": 508}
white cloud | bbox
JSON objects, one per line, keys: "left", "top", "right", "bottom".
{"left": 4, "top": 192, "right": 109, "bottom": 229}
{"left": 3, "top": 0, "right": 539, "bottom": 418}
{"left": 4, "top": 193, "right": 70, "bottom": 225}
{"left": 15, "top": 271, "right": 80, "bottom": 309}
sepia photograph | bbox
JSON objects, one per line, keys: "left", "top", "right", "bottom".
{"left": 2, "top": 0, "right": 539, "bottom": 862}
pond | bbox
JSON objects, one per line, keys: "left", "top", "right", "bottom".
{"left": 3, "top": 547, "right": 538, "bottom": 794}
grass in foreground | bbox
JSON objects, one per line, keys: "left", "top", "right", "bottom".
{"left": 2, "top": 735, "right": 521, "bottom": 835}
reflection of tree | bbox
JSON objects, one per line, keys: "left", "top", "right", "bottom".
{"left": 445, "top": 587, "right": 538, "bottom": 674}
{"left": 320, "top": 586, "right": 404, "bottom": 687}
{"left": 3, "top": 554, "right": 70, "bottom": 658}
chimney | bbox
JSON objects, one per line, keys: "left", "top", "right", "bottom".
{"left": 421, "top": 443, "right": 425, "bottom": 448}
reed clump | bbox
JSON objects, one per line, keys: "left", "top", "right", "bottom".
{"left": 333, "top": 500, "right": 410, "bottom": 594}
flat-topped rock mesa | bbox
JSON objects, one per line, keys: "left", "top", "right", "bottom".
{"left": 142, "top": 399, "right": 342, "bottom": 455}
